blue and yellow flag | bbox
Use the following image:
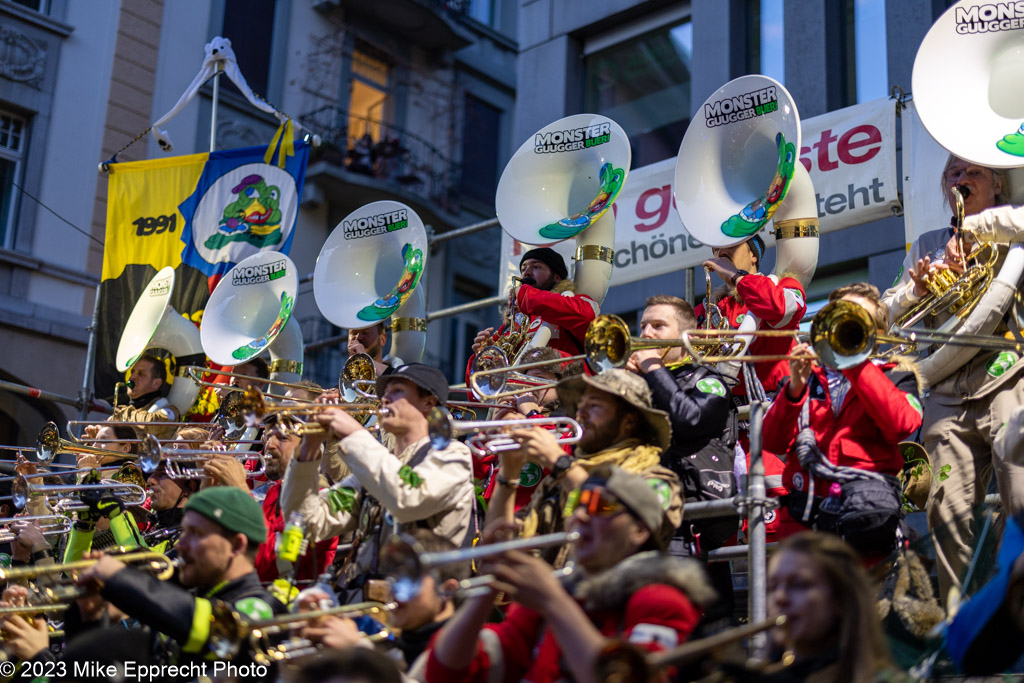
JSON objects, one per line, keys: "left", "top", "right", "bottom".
{"left": 96, "top": 140, "right": 308, "bottom": 398}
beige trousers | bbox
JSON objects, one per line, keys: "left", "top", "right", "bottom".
{"left": 924, "top": 380, "right": 1024, "bottom": 603}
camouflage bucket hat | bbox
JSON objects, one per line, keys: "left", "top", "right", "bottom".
{"left": 556, "top": 368, "right": 672, "bottom": 451}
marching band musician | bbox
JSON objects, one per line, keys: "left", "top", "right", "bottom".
{"left": 75, "top": 487, "right": 285, "bottom": 673}
{"left": 281, "top": 363, "right": 475, "bottom": 602}
{"left": 469, "top": 248, "right": 598, "bottom": 370}
{"left": 110, "top": 353, "right": 179, "bottom": 438}
{"left": 627, "top": 294, "right": 738, "bottom": 621}
{"left": 699, "top": 234, "right": 808, "bottom": 395}
{"left": 881, "top": 156, "right": 1024, "bottom": 602}
{"left": 763, "top": 284, "right": 923, "bottom": 557}
{"left": 478, "top": 346, "right": 583, "bottom": 511}
{"left": 487, "top": 369, "right": 682, "bottom": 557}
{"left": 425, "top": 466, "right": 715, "bottom": 683}
{"left": 349, "top": 321, "right": 399, "bottom": 377}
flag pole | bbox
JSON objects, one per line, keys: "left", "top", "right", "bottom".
{"left": 209, "top": 62, "right": 222, "bottom": 152}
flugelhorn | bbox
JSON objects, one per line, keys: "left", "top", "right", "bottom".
{"left": 468, "top": 346, "right": 560, "bottom": 400}
{"left": 0, "top": 515, "right": 70, "bottom": 543}
{"left": 426, "top": 407, "right": 581, "bottom": 455}
{"left": 246, "top": 602, "right": 393, "bottom": 665}
{"left": 138, "top": 434, "right": 265, "bottom": 478}
{"left": 238, "top": 387, "right": 389, "bottom": 435}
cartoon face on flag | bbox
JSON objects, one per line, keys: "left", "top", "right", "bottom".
{"left": 96, "top": 140, "right": 308, "bottom": 400}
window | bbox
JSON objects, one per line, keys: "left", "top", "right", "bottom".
{"left": 467, "top": 0, "right": 494, "bottom": 26}
{"left": 841, "top": 0, "right": 889, "bottom": 104}
{"left": 9, "top": 0, "right": 49, "bottom": 13}
{"left": 0, "top": 112, "right": 25, "bottom": 249}
{"left": 461, "top": 95, "right": 501, "bottom": 204}
{"left": 584, "top": 19, "right": 693, "bottom": 169}
{"left": 221, "top": 0, "right": 276, "bottom": 98}
{"left": 746, "top": 0, "right": 785, "bottom": 82}
{"left": 348, "top": 45, "right": 390, "bottom": 144}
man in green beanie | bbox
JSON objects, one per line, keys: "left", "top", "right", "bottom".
{"left": 76, "top": 486, "right": 284, "bottom": 667}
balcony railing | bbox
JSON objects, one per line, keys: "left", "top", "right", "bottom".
{"left": 301, "top": 106, "right": 462, "bottom": 215}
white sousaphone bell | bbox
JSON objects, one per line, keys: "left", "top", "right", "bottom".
{"left": 313, "top": 200, "right": 429, "bottom": 362}
{"left": 201, "top": 251, "right": 304, "bottom": 384}
{"left": 908, "top": 0, "right": 1024, "bottom": 386}
{"left": 913, "top": 0, "right": 1024, "bottom": 169}
{"left": 494, "top": 113, "right": 630, "bottom": 356}
{"left": 115, "top": 266, "right": 204, "bottom": 415}
{"left": 673, "top": 74, "right": 819, "bottom": 354}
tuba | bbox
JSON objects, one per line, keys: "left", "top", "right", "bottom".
{"left": 905, "top": 0, "right": 1024, "bottom": 386}
{"left": 673, "top": 75, "right": 819, "bottom": 362}
{"left": 116, "top": 267, "right": 205, "bottom": 417}
{"left": 493, "top": 113, "right": 630, "bottom": 360}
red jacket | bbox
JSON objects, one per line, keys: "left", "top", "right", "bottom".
{"left": 763, "top": 360, "right": 923, "bottom": 496}
{"left": 255, "top": 481, "right": 338, "bottom": 583}
{"left": 465, "top": 282, "right": 598, "bottom": 386}
{"left": 425, "top": 583, "right": 701, "bottom": 683}
{"left": 694, "top": 273, "right": 806, "bottom": 394}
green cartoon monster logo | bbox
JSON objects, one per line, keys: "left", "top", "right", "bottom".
{"left": 720, "top": 132, "right": 795, "bottom": 238}
{"left": 539, "top": 162, "right": 625, "bottom": 240}
{"left": 207, "top": 173, "right": 284, "bottom": 249}
{"left": 356, "top": 243, "right": 425, "bottom": 322}
{"left": 232, "top": 291, "right": 294, "bottom": 361}
{"left": 996, "top": 122, "right": 1024, "bottom": 158}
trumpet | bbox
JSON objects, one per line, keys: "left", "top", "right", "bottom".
{"left": 426, "top": 407, "right": 582, "bottom": 455}
{"left": 137, "top": 434, "right": 266, "bottom": 478}
{"left": 382, "top": 530, "right": 580, "bottom": 599}
{"left": 12, "top": 473, "right": 147, "bottom": 512}
{"left": 238, "top": 387, "right": 389, "bottom": 435}
{"left": 36, "top": 422, "right": 139, "bottom": 464}
{"left": 0, "top": 550, "right": 178, "bottom": 582}
{"left": 469, "top": 346, "right": 561, "bottom": 400}
{"left": 207, "top": 600, "right": 392, "bottom": 663}
{"left": 595, "top": 615, "right": 787, "bottom": 683}
{"left": 0, "top": 515, "right": 71, "bottom": 543}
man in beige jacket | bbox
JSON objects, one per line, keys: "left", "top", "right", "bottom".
{"left": 281, "top": 363, "right": 474, "bottom": 601}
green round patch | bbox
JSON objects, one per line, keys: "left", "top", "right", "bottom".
{"left": 986, "top": 351, "right": 1019, "bottom": 378}
{"left": 735, "top": 313, "right": 746, "bottom": 325}
{"left": 648, "top": 479, "right": 672, "bottom": 510}
{"left": 234, "top": 597, "right": 274, "bottom": 622}
{"left": 519, "top": 462, "right": 543, "bottom": 488}
{"left": 696, "top": 377, "right": 728, "bottom": 397}
{"left": 0, "top": 553, "right": 10, "bottom": 568}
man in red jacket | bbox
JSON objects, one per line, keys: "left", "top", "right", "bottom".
{"left": 763, "top": 283, "right": 923, "bottom": 556}
{"left": 469, "top": 248, "right": 598, "bottom": 367}
{"left": 424, "top": 465, "right": 715, "bottom": 683}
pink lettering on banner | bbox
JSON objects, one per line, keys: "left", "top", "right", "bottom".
{"left": 800, "top": 124, "right": 882, "bottom": 173}
{"left": 634, "top": 185, "right": 673, "bottom": 232}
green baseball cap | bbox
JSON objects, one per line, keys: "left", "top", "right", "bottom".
{"left": 184, "top": 486, "right": 266, "bottom": 544}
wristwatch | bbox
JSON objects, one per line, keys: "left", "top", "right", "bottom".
{"left": 551, "top": 455, "right": 575, "bottom": 479}
{"left": 731, "top": 269, "right": 750, "bottom": 285}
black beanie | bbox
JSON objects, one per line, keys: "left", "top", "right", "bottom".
{"left": 748, "top": 234, "right": 766, "bottom": 269}
{"left": 520, "top": 247, "right": 568, "bottom": 280}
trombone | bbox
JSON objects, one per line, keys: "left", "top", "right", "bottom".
{"left": 184, "top": 365, "right": 322, "bottom": 401}
{"left": 426, "top": 406, "right": 582, "bottom": 455}
{"left": 137, "top": 434, "right": 266, "bottom": 478}
{"left": 66, "top": 392, "right": 253, "bottom": 443}
{"left": 12, "top": 473, "right": 147, "bottom": 512}
{"left": 0, "top": 515, "right": 71, "bottom": 543}
{"left": 35, "top": 422, "right": 140, "bottom": 464}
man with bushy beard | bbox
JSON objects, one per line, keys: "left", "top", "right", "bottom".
{"left": 203, "top": 419, "right": 338, "bottom": 582}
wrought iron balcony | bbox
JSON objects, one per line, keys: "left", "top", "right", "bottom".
{"left": 301, "top": 106, "right": 463, "bottom": 218}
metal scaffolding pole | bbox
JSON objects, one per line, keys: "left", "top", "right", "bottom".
{"left": 746, "top": 401, "right": 769, "bottom": 659}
